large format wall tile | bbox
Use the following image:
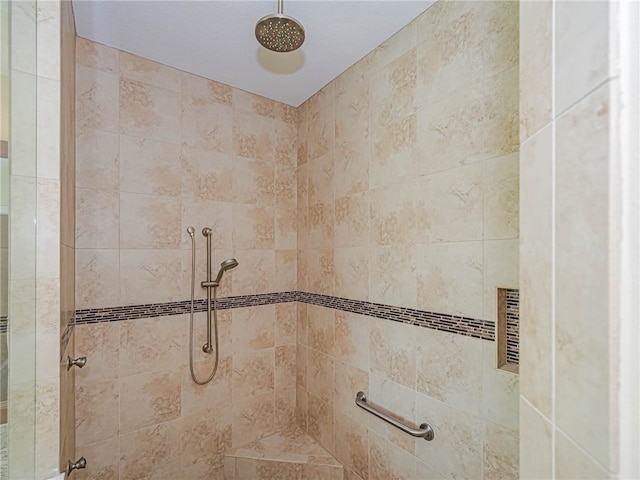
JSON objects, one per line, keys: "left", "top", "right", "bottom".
{"left": 119, "top": 422, "right": 182, "bottom": 480}
{"left": 119, "top": 316, "right": 183, "bottom": 377}
{"left": 555, "top": 430, "right": 609, "bottom": 479}
{"left": 119, "top": 192, "right": 181, "bottom": 249}
{"left": 232, "top": 392, "right": 275, "bottom": 447}
{"left": 275, "top": 303, "right": 296, "bottom": 345}
{"left": 415, "top": 394, "right": 483, "bottom": 479}
{"left": 519, "top": 0, "right": 552, "bottom": 141}
{"left": 119, "top": 51, "right": 181, "bottom": 92}
{"left": 368, "top": 374, "right": 416, "bottom": 454}
{"left": 76, "top": 127, "right": 119, "bottom": 191}
{"left": 519, "top": 125, "right": 553, "bottom": 417}
{"left": 119, "top": 369, "right": 181, "bottom": 434}
{"left": 232, "top": 349, "right": 275, "bottom": 403}
{"left": 370, "top": 318, "right": 416, "bottom": 389}
{"left": 416, "top": 163, "right": 483, "bottom": 243}
{"left": 555, "top": 84, "right": 610, "bottom": 466}
{"left": 416, "top": 328, "right": 483, "bottom": 416}
{"left": 74, "top": 437, "right": 119, "bottom": 480}
{"left": 180, "top": 147, "right": 233, "bottom": 202}
{"left": 119, "top": 78, "right": 180, "bottom": 144}
{"left": 181, "top": 357, "right": 232, "bottom": 416}
{"left": 180, "top": 407, "right": 232, "bottom": 468}
{"left": 182, "top": 71, "right": 232, "bottom": 107}
{"left": 368, "top": 430, "right": 416, "bottom": 480}
{"left": 75, "top": 380, "right": 119, "bottom": 446}
{"left": 76, "top": 37, "right": 119, "bottom": 74}
{"left": 519, "top": 398, "right": 552, "bottom": 480}
{"left": 334, "top": 411, "right": 369, "bottom": 479}
{"left": 334, "top": 311, "right": 369, "bottom": 372}
{"left": 76, "top": 188, "right": 119, "bottom": 248}
{"left": 74, "top": 322, "right": 120, "bottom": 386}
{"left": 75, "top": 248, "right": 119, "bottom": 309}
{"left": 416, "top": 1, "right": 483, "bottom": 108}
{"left": 119, "top": 249, "right": 182, "bottom": 305}
{"left": 232, "top": 306, "right": 275, "bottom": 355}
{"left": 120, "top": 135, "right": 181, "bottom": 196}
{"left": 76, "top": 65, "right": 119, "bottom": 134}
{"left": 483, "top": 421, "right": 519, "bottom": 479}
{"left": 369, "top": 245, "right": 416, "bottom": 308}
{"left": 416, "top": 241, "right": 483, "bottom": 319}
{"left": 182, "top": 101, "right": 232, "bottom": 154}
{"left": 554, "top": 1, "right": 609, "bottom": 114}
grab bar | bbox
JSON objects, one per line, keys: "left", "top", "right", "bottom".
{"left": 355, "top": 391, "right": 434, "bottom": 441}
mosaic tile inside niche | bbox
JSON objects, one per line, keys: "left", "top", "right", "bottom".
{"left": 75, "top": 291, "right": 499, "bottom": 341}
{"left": 506, "top": 289, "right": 519, "bottom": 365}
{"left": 497, "top": 288, "right": 519, "bottom": 372}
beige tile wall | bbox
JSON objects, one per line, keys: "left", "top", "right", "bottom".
{"left": 75, "top": 2, "right": 521, "bottom": 478}
{"left": 75, "top": 39, "right": 297, "bottom": 309}
{"left": 74, "top": 304, "right": 296, "bottom": 479}
{"left": 73, "top": 38, "right": 297, "bottom": 478}
{"left": 519, "top": 0, "right": 627, "bottom": 477}
{"left": 295, "top": 2, "right": 520, "bottom": 478}
{"left": 8, "top": 1, "right": 75, "bottom": 478}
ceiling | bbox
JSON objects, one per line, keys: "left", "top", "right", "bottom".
{"left": 72, "top": 1, "right": 433, "bottom": 107}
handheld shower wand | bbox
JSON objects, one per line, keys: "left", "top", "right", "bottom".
{"left": 186, "top": 226, "right": 239, "bottom": 385}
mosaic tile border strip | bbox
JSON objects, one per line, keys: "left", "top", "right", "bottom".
{"left": 75, "top": 291, "right": 299, "bottom": 324}
{"left": 505, "top": 289, "right": 519, "bottom": 365}
{"left": 75, "top": 291, "right": 497, "bottom": 341}
{"left": 298, "top": 292, "right": 495, "bottom": 341}
{"left": 0, "top": 316, "right": 7, "bottom": 334}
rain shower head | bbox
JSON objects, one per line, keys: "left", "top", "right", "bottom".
{"left": 255, "top": 0, "right": 305, "bottom": 53}
{"left": 214, "top": 258, "right": 239, "bottom": 285}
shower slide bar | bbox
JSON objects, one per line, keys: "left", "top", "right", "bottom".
{"left": 355, "top": 391, "right": 435, "bottom": 441}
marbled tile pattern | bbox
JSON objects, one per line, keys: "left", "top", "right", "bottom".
{"left": 294, "top": 2, "right": 520, "bottom": 479}
{"left": 75, "top": 38, "right": 297, "bottom": 312}
{"left": 73, "top": 3, "right": 524, "bottom": 479}
{"left": 75, "top": 305, "right": 296, "bottom": 478}
{"left": 76, "top": 41, "right": 299, "bottom": 471}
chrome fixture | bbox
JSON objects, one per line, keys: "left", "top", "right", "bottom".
{"left": 355, "top": 391, "right": 435, "bottom": 441}
{"left": 67, "top": 457, "right": 87, "bottom": 475}
{"left": 66, "top": 356, "right": 87, "bottom": 370}
{"left": 187, "top": 226, "right": 238, "bottom": 385}
{"left": 255, "top": 0, "right": 305, "bottom": 53}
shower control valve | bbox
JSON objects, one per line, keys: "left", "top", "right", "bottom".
{"left": 67, "top": 457, "right": 87, "bottom": 475}
{"left": 66, "top": 356, "right": 87, "bottom": 370}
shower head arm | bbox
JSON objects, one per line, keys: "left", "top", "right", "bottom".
{"left": 278, "top": 0, "right": 283, "bottom": 14}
